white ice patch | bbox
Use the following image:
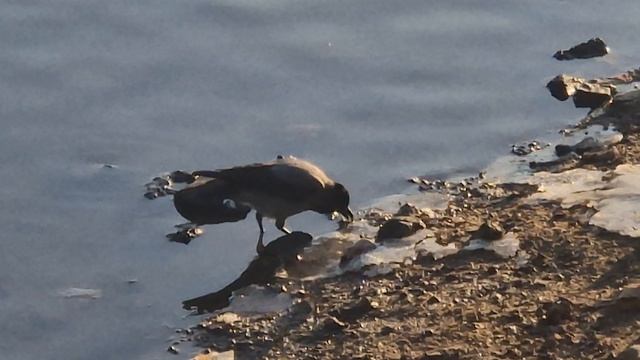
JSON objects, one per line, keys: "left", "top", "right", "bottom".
{"left": 58, "top": 287, "right": 102, "bottom": 299}
{"left": 464, "top": 233, "right": 520, "bottom": 258}
{"left": 528, "top": 164, "right": 640, "bottom": 237}
{"left": 341, "top": 229, "right": 458, "bottom": 274}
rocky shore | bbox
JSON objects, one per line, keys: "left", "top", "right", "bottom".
{"left": 174, "top": 64, "right": 640, "bottom": 359}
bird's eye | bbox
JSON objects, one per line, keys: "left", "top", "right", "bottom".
{"left": 223, "top": 199, "right": 237, "bottom": 209}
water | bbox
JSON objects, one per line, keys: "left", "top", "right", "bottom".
{"left": 2, "top": 1, "right": 640, "bottom": 359}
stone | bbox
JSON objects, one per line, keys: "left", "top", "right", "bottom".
{"left": 321, "top": 316, "right": 347, "bottom": 332}
{"left": 339, "top": 240, "right": 377, "bottom": 268}
{"left": 580, "top": 146, "right": 622, "bottom": 166}
{"left": 546, "top": 74, "right": 614, "bottom": 109}
{"left": 529, "top": 153, "right": 581, "bottom": 173}
{"left": 553, "top": 37, "right": 609, "bottom": 60}
{"left": 376, "top": 216, "right": 426, "bottom": 242}
{"left": 170, "top": 170, "right": 196, "bottom": 183}
{"left": 331, "top": 298, "right": 375, "bottom": 322}
{"left": 396, "top": 203, "right": 422, "bottom": 216}
{"left": 512, "top": 141, "right": 545, "bottom": 156}
{"left": 469, "top": 221, "right": 504, "bottom": 241}
{"left": 617, "top": 345, "right": 640, "bottom": 360}
{"left": 573, "top": 83, "right": 614, "bottom": 109}
{"left": 555, "top": 137, "right": 606, "bottom": 157}
{"left": 538, "top": 298, "right": 573, "bottom": 325}
{"left": 546, "top": 74, "right": 584, "bottom": 101}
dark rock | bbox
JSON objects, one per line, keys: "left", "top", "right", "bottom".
{"left": 553, "top": 37, "right": 609, "bottom": 60}
{"left": 617, "top": 344, "right": 640, "bottom": 360}
{"left": 538, "top": 297, "right": 573, "bottom": 325}
{"left": 529, "top": 153, "right": 581, "bottom": 173}
{"left": 166, "top": 227, "right": 204, "bottom": 245}
{"left": 321, "top": 316, "right": 347, "bottom": 332}
{"left": 546, "top": 74, "right": 584, "bottom": 101}
{"left": 339, "top": 240, "right": 377, "bottom": 268}
{"left": 426, "top": 296, "right": 440, "bottom": 305}
{"left": 396, "top": 203, "right": 422, "bottom": 217}
{"left": 580, "top": 146, "right": 622, "bottom": 166}
{"left": 469, "top": 221, "right": 504, "bottom": 241}
{"left": 144, "top": 191, "right": 159, "bottom": 200}
{"left": 376, "top": 216, "right": 426, "bottom": 242}
{"left": 331, "top": 298, "right": 376, "bottom": 322}
{"left": 555, "top": 137, "right": 605, "bottom": 157}
{"left": 512, "top": 141, "right": 545, "bottom": 156}
{"left": 546, "top": 74, "right": 615, "bottom": 109}
{"left": 170, "top": 170, "right": 196, "bottom": 183}
{"left": 573, "top": 83, "right": 614, "bottom": 109}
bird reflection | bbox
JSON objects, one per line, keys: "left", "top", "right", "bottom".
{"left": 182, "top": 231, "right": 312, "bottom": 314}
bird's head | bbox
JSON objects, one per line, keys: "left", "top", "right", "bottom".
{"left": 323, "top": 183, "right": 353, "bottom": 222}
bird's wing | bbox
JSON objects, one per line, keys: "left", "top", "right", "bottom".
{"left": 193, "top": 160, "right": 331, "bottom": 202}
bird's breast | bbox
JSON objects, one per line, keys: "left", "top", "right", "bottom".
{"left": 235, "top": 191, "right": 308, "bottom": 219}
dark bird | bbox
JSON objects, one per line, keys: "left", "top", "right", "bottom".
{"left": 173, "top": 176, "right": 252, "bottom": 226}
{"left": 190, "top": 156, "right": 353, "bottom": 253}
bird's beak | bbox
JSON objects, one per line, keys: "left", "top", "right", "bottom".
{"left": 339, "top": 207, "right": 354, "bottom": 222}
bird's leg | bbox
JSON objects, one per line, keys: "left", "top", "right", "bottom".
{"left": 256, "top": 232, "right": 265, "bottom": 254}
{"left": 256, "top": 212, "right": 265, "bottom": 234}
{"left": 275, "top": 218, "right": 292, "bottom": 234}
{"left": 256, "top": 212, "right": 265, "bottom": 254}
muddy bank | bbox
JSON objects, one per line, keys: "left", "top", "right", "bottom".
{"left": 175, "top": 70, "right": 640, "bottom": 359}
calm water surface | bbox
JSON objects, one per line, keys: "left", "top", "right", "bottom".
{"left": 2, "top": 1, "right": 640, "bottom": 359}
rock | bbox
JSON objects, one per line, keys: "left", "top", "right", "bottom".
{"left": 144, "top": 191, "right": 160, "bottom": 199}
{"left": 573, "top": 83, "right": 614, "bottom": 109}
{"left": 529, "top": 153, "right": 581, "bottom": 173}
{"left": 396, "top": 203, "right": 422, "bottom": 217}
{"left": 330, "top": 298, "right": 376, "bottom": 322}
{"left": 538, "top": 297, "right": 573, "bottom": 325}
{"left": 555, "top": 137, "right": 606, "bottom": 157}
{"left": 547, "top": 74, "right": 584, "bottom": 101}
{"left": 170, "top": 170, "right": 196, "bottom": 183}
{"left": 617, "top": 344, "right": 640, "bottom": 360}
{"left": 376, "top": 216, "right": 426, "bottom": 242}
{"left": 580, "top": 146, "right": 622, "bottom": 166}
{"left": 553, "top": 37, "right": 609, "bottom": 60}
{"left": 512, "top": 141, "right": 545, "bottom": 156}
{"left": 546, "top": 74, "right": 614, "bottom": 109}
{"left": 339, "top": 240, "right": 377, "bottom": 268}
{"left": 597, "top": 283, "right": 640, "bottom": 312}
{"left": 468, "top": 221, "right": 504, "bottom": 241}
{"left": 320, "top": 316, "right": 347, "bottom": 332}
{"left": 166, "top": 227, "right": 204, "bottom": 245}
{"left": 167, "top": 346, "right": 179, "bottom": 355}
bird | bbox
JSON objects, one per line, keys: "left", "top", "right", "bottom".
{"left": 190, "top": 156, "right": 354, "bottom": 253}
{"left": 173, "top": 176, "right": 252, "bottom": 226}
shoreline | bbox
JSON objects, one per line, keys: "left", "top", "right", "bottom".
{"left": 178, "top": 69, "right": 640, "bottom": 359}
